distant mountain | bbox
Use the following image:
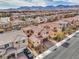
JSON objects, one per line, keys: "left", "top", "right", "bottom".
{"left": 16, "top": 6, "right": 55, "bottom": 10}
{"left": 3, "top": 5, "right": 79, "bottom": 11}
{"left": 56, "top": 5, "right": 79, "bottom": 8}
{"left": 16, "top": 5, "right": 79, "bottom": 10}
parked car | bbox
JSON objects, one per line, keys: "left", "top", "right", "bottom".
{"left": 23, "top": 48, "right": 33, "bottom": 59}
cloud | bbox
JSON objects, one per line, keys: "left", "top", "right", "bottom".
{"left": 0, "top": 0, "right": 48, "bottom": 9}
{"left": 0, "top": 0, "right": 46, "bottom": 6}
{"left": 69, "top": 0, "right": 79, "bottom": 3}
{"left": 0, "top": 0, "right": 18, "bottom": 9}
{"left": 0, "top": 0, "right": 78, "bottom": 9}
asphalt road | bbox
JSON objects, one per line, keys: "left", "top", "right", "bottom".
{"left": 44, "top": 33, "right": 79, "bottom": 59}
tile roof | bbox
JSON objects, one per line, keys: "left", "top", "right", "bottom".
{"left": 0, "top": 30, "right": 26, "bottom": 45}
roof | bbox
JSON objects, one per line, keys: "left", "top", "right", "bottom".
{"left": 62, "top": 16, "right": 79, "bottom": 22}
{"left": 29, "top": 34, "right": 43, "bottom": 47}
{"left": 22, "top": 25, "right": 43, "bottom": 35}
{"left": 11, "top": 20, "right": 25, "bottom": 25}
{"left": 0, "top": 17, "right": 10, "bottom": 23}
{"left": 0, "top": 30, "right": 26, "bottom": 46}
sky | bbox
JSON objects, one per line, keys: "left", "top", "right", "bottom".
{"left": 0, "top": 0, "right": 79, "bottom": 9}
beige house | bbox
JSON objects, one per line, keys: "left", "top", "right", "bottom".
{"left": 63, "top": 16, "right": 79, "bottom": 26}
{"left": 0, "top": 17, "right": 10, "bottom": 23}
{"left": 25, "top": 18, "right": 35, "bottom": 25}
{"left": 34, "top": 17, "right": 45, "bottom": 24}
{"left": 0, "top": 17, "right": 12, "bottom": 32}
{"left": 0, "top": 30, "right": 28, "bottom": 59}
{"left": 11, "top": 20, "right": 26, "bottom": 30}
{"left": 55, "top": 20, "right": 69, "bottom": 32}
{"left": 22, "top": 24, "right": 51, "bottom": 42}
{"left": 10, "top": 13, "right": 20, "bottom": 21}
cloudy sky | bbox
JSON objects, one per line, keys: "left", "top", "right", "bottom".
{"left": 0, "top": 0, "right": 79, "bottom": 9}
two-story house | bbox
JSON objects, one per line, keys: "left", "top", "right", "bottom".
{"left": 0, "top": 30, "right": 28, "bottom": 59}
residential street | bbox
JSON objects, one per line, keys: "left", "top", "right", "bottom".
{"left": 44, "top": 33, "right": 79, "bottom": 59}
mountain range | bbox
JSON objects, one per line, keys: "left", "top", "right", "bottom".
{"left": 7, "top": 5, "right": 79, "bottom": 10}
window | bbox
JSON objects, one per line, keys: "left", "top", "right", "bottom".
{"left": 60, "top": 23, "right": 62, "bottom": 25}
{"left": 31, "top": 30, "right": 34, "bottom": 33}
{"left": 37, "top": 42, "right": 39, "bottom": 44}
{"left": 27, "top": 30, "right": 30, "bottom": 33}
{"left": 39, "top": 51, "right": 41, "bottom": 54}
{"left": 23, "top": 40, "right": 25, "bottom": 43}
{"left": 40, "top": 19, "right": 42, "bottom": 21}
{"left": 53, "top": 27, "right": 57, "bottom": 32}
{"left": 27, "top": 35, "right": 30, "bottom": 37}
{"left": 46, "top": 31, "right": 48, "bottom": 34}
{"left": 16, "top": 41, "right": 18, "bottom": 44}
{"left": 54, "top": 33, "right": 56, "bottom": 36}
{"left": 43, "top": 46, "right": 45, "bottom": 48}
{"left": 33, "top": 42, "right": 35, "bottom": 44}
{"left": 4, "top": 24, "right": 7, "bottom": 27}
{"left": 5, "top": 44, "right": 9, "bottom": 48}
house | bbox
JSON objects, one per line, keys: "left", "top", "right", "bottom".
{"left": 0, "top": 17, "right": 12, "bottom": 32}
{"left": 29, "top": 34, "right": 43, "bottom": 48}
{"left": 0, "top": 17, "right": 10, "bottom": 23}
{"left": 0, "top": 30, "right": 28, "bottom": 59}
{"left": 74, "top": 16, "right": 79, "bottom": 27}
{"left": 10, "top": 13, "right": 20, "bottom": 21}
{"left": 22, "top": 24, "right": 56, "bottom": 56}
{"left": 45, "top": 20, "right": 68, "bottom": 41}
{"left": 55, "top": 20, "right": 69, "bottom": 32}
{"left": 11, "top": 20, "right": 26, "bottom": 30}
{"left": 34, "top": 17, "right": 45, "bottom": 24}
{"left": 25, "top": 18, "right": 35, "bottom": 25}
{"left": 43, "top": 16, "right": 48, "bottom": 23}
{"left": 62, "top": 16, "right": 79, "bottom": 30}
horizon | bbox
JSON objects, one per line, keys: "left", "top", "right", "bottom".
{"left": 0, "top": 0, "right": 79, "bottom": 9}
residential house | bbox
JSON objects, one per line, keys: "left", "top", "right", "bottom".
{"left": 0, "top": 17, "right": 12, "bottom": 31}
{"left": 11, "top": 20, "right": 26, "bottom": 30}
{"left": 0, "top": 30, "right": 28, "bottom": 59}
{"left": 34, "top": 17, "right": 45, "bottom": 24}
